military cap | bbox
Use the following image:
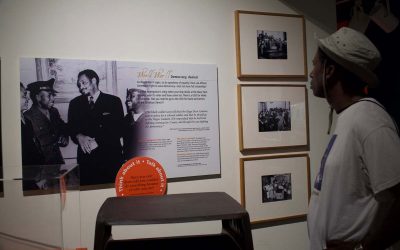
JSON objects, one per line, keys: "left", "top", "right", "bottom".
{"left": 27, "top": 78, "right": 58, "bottom": 95}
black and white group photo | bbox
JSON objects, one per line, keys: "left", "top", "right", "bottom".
{"left": 262, "top": 173, "right": 292, "bottom": 203}
{"left": 257, "top": 30, "right": 288, "bottom": 59}
{"left": 258, "top": 101, "right": 291, "bottom": 132}
{"left": 20, "top": 58, "right": 149, "bottom": 190}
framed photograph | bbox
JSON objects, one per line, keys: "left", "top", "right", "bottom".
{"left": 235, "top": 10, "right": 307, "bottom": 79}
{"left": 237, "top": 84, "right": 309, "bottom": 151}
{"left": 240, "top": 154, "right": 310, "bottom": 224}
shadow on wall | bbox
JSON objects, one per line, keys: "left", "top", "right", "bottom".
{"left": 278, "top": 0, "right": 337, "bottom": 33}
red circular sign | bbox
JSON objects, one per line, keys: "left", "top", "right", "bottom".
{"left": 115, "top": 156, "right": 167, "bottom": 197}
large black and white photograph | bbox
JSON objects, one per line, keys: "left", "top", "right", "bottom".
{"left": 257, "top": 30, "right": 287, "bottom": 59}
{"left": 262, "top": 173, "right": 292, "bottom": 203}
{"left": 258, "top": 101, "right": 291, "bottom": 132}
{"left": 19, "top": 58, "right": 220, "bottom": 192}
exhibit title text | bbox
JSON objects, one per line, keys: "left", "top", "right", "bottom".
{"left": 137, "top": 68, "right": 198, "bottom": 79}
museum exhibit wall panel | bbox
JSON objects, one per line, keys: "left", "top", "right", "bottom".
{"left": 0, "top": 0, "right": 335, "bottom": 249}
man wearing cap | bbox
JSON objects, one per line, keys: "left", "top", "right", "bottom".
{"left": 20, "top": 82, "right": 44, "bottom": 166}
{"left": 24, "top": 78, "right": 69, "bottom": 165}
{"left": 307, "top": 27, "right": 400, "bottom": 249}
{"left": 122, "top": 88, "right": 148, "bottom": 161}
{"left": 68, "top": 69, "right": 124, "bottom": 186}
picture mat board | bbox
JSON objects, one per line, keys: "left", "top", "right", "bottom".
{"left": 236, "top": 11, "right": 307, "bottom": 78}
{"left": 241, "top": 154, "right": 310, "bottom": 223}
{"left": 238, "top": 84, "right": 308, "bottom": 150}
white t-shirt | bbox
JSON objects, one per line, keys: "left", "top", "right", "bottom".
{"left": 308, "top": 98, "right": 400, "bottom": 250}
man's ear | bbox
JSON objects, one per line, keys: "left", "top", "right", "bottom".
{"left": 35, "top": 94, "right": 41, "bottom": 102}
{"left": 91, "top": 77, "right": 98, "bottom": 86}
{"left": 325, "top": 64, "right": 336, "bottom": 80}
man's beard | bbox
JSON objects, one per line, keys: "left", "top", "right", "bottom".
{"left": 38, "top": 102, "right": 52, "bottom": 110}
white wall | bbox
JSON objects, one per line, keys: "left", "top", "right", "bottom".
{"left": 0, "top": 0, "right": 336, "bottom": 249}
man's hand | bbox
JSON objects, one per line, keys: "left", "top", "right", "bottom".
{"left": 58, "top": 135, "right": 69, "bottom": 147}
{"left": 76, "top": 134, "right": 95, "bottom": 154}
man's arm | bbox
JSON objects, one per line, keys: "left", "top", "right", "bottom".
{"left": 111, "top": 96, "right": 124, "bottom": 138}
{"left": 67, "top": 98, "right": 84, "bottom": 145}
{"left": 51, "top": 108, "right": 69, "bottom": 147}
{"left": 94, "top": 95, "right": 124, "bottom": 146}
{"left": 326, "top": 183, "right": 400, "bottom": 250}
{"left": 67, "top": 99, "right": 95, "bottom": 154}
{"left": 360, "top": 125, "right": 400, "bottom": 249}
{"left": 361, "top": 183, "right": 400, "bottom": 249}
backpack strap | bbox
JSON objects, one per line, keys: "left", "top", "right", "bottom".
{"left": 357, "top": 99, "right": 399, "bottom": 136}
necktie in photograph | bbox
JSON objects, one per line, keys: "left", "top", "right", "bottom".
{"left": 89, "top": 96, "right": 95, "bottom": 110}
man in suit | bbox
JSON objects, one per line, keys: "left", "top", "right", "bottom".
{"left": 24, "top": 79, "right": 68, "bottom": 165}
{"left": 68, "top": 69, "right": 124, "bottom": 186}
{"left": 122, "top": 88, "right": 148, "bottom": 161}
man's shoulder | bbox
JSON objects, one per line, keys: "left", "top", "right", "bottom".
{"left": 342, "top": 98, "right": 397, "bottom": 137}
{"left": 69, "top": 94, "right": 86, "bottom": 104}
{"left": 353, "top": 98, "right": 393, "bottom": 123}
{"left": 98, "top": 92, "right": 123, "bottom": 107}
{"left": 99, "top": 92, "right": 122, "bottom": 101}
{"left": 49, "top": 106, "right": 60, "bottom": 114}
{"left": 24, "top": 106, "right": 40, "bottom": 119}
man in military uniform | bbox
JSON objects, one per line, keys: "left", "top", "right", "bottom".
{"left": 24, "top": 78, "right": 69, "bottom": 165}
